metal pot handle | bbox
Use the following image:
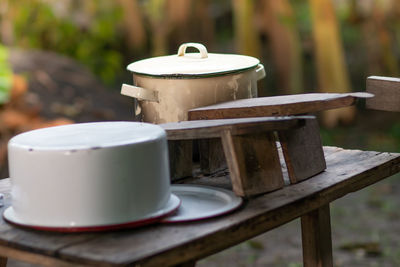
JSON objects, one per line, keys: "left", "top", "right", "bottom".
{"left": 255, "top": 64, "right": 266, "bottom": 81}
{"left": 177, "top": 43, "right": 208, "bottom": 59}
{"left": 121, "top": 84, "right": 159, "bottom": 102}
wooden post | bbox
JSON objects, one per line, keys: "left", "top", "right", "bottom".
{"left": 198, "top": 138, "right": 226, "bottom": 175}
{"left": 279, "top": 119, "right": 326, "bottom": 183}
{"left": 0, "top": 257, "right": 6, "bottom": 267}
{"left": 221, "top": 130, "right": 284, "bottom": 197}
{"left": 168, "top": 140, "right": 193, "bottom": 181}
{"left": 301, "top": 205, "right": 333, "bottom": 267}
{"left": 173, "top": 260, "right": 196, "bottom": 267}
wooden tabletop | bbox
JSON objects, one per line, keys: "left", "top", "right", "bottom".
{"left": 0, "top": 147, "right": 398, "bottom": 267}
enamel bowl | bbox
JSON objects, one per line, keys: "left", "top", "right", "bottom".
{"left": 4, "top": 121, "right": 179, "bottom": 230}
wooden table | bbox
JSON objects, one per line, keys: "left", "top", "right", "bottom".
{"left": 0, "top": 147, "right": 398, "bottom": 267}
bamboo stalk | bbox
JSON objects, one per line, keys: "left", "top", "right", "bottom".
{"left": 371, "top": 1, "right": 399, "bottom": 76}
{"left": 119, "top": 0, "right": 147, "bottom": 50}
{"left": 232, "top": 0, "right": 260, "bottom": 58}
{"left": 259, "top": 0, "right": 303, "bottom": 95}
{"left": 146, "top": 0, "right": 168, "bottom": 56}
{"left": 309, "top": 0, "right": 355, "bottom": 127}
{"left": 166, "top": 0, "right": 192, "bottom": 48}
{"left": 193, "top": 0, "right": 215, "bottom": 46}
{"left": 0, "top": 0, "right": 14, "bottom": 45}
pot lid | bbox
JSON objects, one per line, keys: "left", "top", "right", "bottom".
{"left": 127, "top": 43, "right": 260, "bottom": 78}
{"left": 9, "top": 121, "right": 166, "bottom": 151}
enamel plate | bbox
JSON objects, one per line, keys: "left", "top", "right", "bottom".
{"left": 162, "top": 184, "right": 243, "bottom": 223}
{"left": 3, "top": 194, "right": 180, "bottom": 232}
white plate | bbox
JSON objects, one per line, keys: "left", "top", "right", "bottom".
{"left": 162, "top": 185, "right": 243, "bottom": 223}
{"left": 3, "top": 194, "right": 181, "bottom": 232}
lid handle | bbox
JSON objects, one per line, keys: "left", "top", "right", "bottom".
{"left": 177, "top": 43, "right": 208, "bottom": 59}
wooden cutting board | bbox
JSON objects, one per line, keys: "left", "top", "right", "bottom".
{"left": 188, "top": 92, "right": 373, "bottom": 120}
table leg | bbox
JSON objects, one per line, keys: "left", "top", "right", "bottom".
{"left": 0, "top": 256, "right": 7, "bottom": 267}
{"left": 199, "top": 138, "right": 226, "bottom": 175}
{"left": 301, "top": 204, "right": 333, "bottom": 267}
{"left": 173, "top": 260, "right": 196, "bottom": 267}
{"left": 168, "top": 140, "right": 193, "bottom": 180}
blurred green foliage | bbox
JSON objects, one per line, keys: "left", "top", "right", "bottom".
{"left": 0, "top": 45, "right": 12, "bottom": 104}
{"left": 390, "top": 123, "right": 400, "bottom": 151}
{"left": 12, "top": 1, "right": 124, "bottom": 84}
{"left": 320, "top": 116, "right": 400, "bottom": 153}
{"left": 2, "top": 1, "right": 399, "bottom": 154}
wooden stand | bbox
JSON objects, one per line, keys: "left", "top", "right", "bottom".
{"left": 161, "top": 116, "right": 326, "bottom": 197}
{"left": 188, "top": 92, "right": 372, "bottom": 176}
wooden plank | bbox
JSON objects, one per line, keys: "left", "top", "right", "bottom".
{"left": 221, "top": 130, "right": 284, "bottom": 197}
{"left": 279, "top": 119, "right": 326, "bottom": 183}
{"left": 160, "top": 116, "right": 311, "bottom": 140}
{"left": 198, "top": 138, "right": 226, "bottom": 175}
{"left": 301, "top": 205, "right": 333, "bottom": 267}
{"left": 219, "top": 130, "right": 243, "bottom": 196}
{"left": 0, "top": 148, "right": 397, "bottom": 266}
{"left": 0, "top": 245, "right": 81, "bottom": 267}
{"left": 188, "top": 92, "right": 373, "bottom": 120}
{"left": 168, "top": 140, "right": 193, "bottom": 180}
{"left": 366, "top": 76, "right": 400, "bottom": 112}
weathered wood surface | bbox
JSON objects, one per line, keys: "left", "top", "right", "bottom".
{"left": 168, "top": 140, "right": 193, "bottom": 181}
{"left": 188, "top": 92, "right": 373, "bottom": 120}
{"left": 198, "top": 139, "right": 226, "bottom": 175}
{"left": 0, "top": 147, "right": 397, "bottom": 266}
{"left": 162, "top": 116, "right": 313, "bottom": 182}
{"left": 0, "top": 245, "right": 77, "bottom": 267}
{"left": 301, "top": 204, "right": 333, "bottom": 267}
{"left": 279, "top": 119, "right": 326, "bottom": 183}
{"left": 160, "top": 116, "right": 312, "bottom": 140}
{"left": 221, "top": 131, "right": 284, "bottom": 196}
{"left": 174, "top": 261, "right": 196, "bottom": 267}
{"left": 366, "top": 76, "right": 400, "bottom": 112}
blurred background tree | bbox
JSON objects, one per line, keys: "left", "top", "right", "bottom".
{"left": 3, "top": 0, "right": 399, "bottom": 92}
{"left": 0, "top": 0, "right": 398, "bottom": 151}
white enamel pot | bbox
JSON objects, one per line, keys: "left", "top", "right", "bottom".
{"left": 5, "top": 122, "right": 180, "bottom": 229}
{"left": 121, "top": 43, "right": 266, "bottom": 123}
